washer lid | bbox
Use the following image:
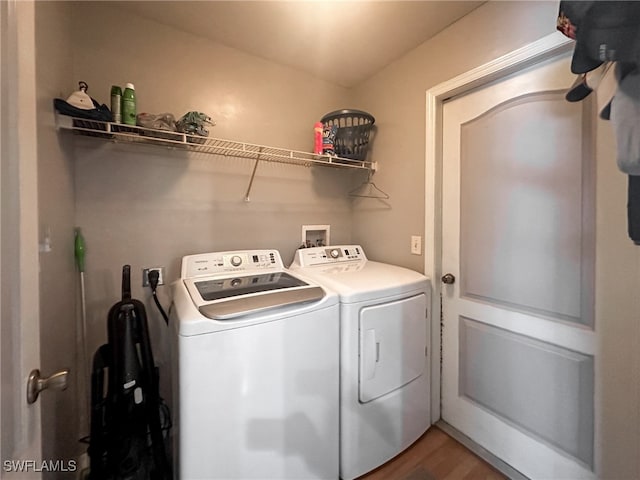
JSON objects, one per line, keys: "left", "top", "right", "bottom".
{"left": 198, "top": 286, "right": 325, "bottom": 320}
{"left": 185, "top": 271, "right": 327, "bottom": 320}
{"left": 193, "top": 271, "right": 308, "bottom": 302}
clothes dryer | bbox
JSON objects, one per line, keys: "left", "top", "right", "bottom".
{"left": 290, "top": 245, "right": 431, "bottom": 480}
{"left": 171, "top": 249, "right": 339, "bottom": 479}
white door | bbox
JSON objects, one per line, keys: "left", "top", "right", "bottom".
{"left": 441, "top": 52, "right": 597, "bottom": 479}
{"left": 1, "top": 0, "right": 43, "bottom": 477}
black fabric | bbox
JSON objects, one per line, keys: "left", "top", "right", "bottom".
{"left": 599, "top": 100, "right": 612, "bottom": 120}
{"left": 565, "top": 76, "right": 593, "bottom": 102}
{"left": 53, "top": 97, "right": 112, "bottom": 122}
{"left": 557, "top": 1, "right": 640, "bottom": 74}
{"left": 628, "top": 175, "right": 640, "bottom": 245}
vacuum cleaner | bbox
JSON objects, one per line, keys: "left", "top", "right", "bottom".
{"left": 88, "top": 265, "right": 170, "bottom": 480}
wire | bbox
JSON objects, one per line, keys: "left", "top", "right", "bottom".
{"left": 148, "top": 270, "right": 169, "bottom": 325}
{"left": 152, "top": 291, "right": 170, "bottom": 325}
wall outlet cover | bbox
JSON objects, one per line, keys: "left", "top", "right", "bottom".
{"left": 142, "top": 267, "right": 165, "bottom": 287}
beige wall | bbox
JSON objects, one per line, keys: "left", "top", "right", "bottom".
{"left": 351, "top": 1, "right": 559, "bottom": 271}
{"left": 352, "top": 1, "right": 639, "bottom": 478}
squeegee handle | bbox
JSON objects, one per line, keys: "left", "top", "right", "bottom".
{"left": 74, "top": 228, "right": 86, "bottom": 273}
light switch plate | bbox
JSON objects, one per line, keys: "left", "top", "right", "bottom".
{"left": 411, "top": 235, "right": 422, "bottom": 255}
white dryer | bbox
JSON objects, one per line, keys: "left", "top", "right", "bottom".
{"left": 290, "top": 245, "right": 431, "bottom": 480}
{"left": 171, "top": 249, "right": 340, "bottom": 479}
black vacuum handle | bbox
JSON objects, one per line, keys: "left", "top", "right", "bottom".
{"left": 122, "top": 265, "right": 131, "bottom": 300}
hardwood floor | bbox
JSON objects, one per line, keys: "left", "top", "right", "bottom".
{"left": 358, "top": 427, "right": 507, "bottom": 480}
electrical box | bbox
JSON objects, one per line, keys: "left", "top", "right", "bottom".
{"left": 301, "top": 225, "right": 330, "bottom": 248}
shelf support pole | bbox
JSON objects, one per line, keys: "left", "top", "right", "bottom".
{"left": 244, "top": 148, "right": 263, "bottom": 202}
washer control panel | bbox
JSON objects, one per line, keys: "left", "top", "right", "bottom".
{"left": 292, "top": 245, "right": 367, "bottom": 267}
{"left": 182, "top": 249, "right": 281, "bottom": 278}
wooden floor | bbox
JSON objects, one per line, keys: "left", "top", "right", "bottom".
{"left": 358, "top": 427, "right": 507, "bottom": 480}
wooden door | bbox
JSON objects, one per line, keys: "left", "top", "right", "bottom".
{"left": 441, "top": 52, "right": 596, "bottom": 479}
{"left": 1, "top": 1, "right": 43, "bottom": 476}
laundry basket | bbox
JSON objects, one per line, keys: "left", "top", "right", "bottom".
{"left": 321, "top": 109, "right": 375, "bottom": 160}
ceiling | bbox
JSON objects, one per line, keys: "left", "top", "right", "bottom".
{"left": 113, "top": 1, "right": 484, "bottom": 88}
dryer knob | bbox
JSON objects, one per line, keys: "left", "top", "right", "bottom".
{"left": 230, "top": 255, "right": 242, "bottom": 267}
{"left": 330, "top": 249, "right": 340, "bottom": 259}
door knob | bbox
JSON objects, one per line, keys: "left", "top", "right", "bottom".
{"left": 441, "top": 273, "right": 456, "bottom": 284}
{"left": 26, "top": 369, "right": 69, "bottom": 405}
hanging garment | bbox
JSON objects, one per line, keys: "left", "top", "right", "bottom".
{"left": 558, "top": 2, "right": 640, "bottom": 245}
{"left": 611, "top": 67, "right": 640, "bottom": 245}
{"left": 557, "top": 1, "right": 640, "bottom": 74}
{"left": 610, "top": 65, "right": 640, "bottom": 175}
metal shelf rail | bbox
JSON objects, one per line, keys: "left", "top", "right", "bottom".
{"left": 55, "top": 113, "right": 377, "bottom": 201}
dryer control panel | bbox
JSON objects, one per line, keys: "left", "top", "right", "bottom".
{"left": 181, "top": 249, "right": 282, "bottom": 278}
{"left": 291, "top": 245, "right": 367, "bottom": 267}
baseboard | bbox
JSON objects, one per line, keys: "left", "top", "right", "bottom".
{"left": 434, "top": 420, "right": 529, "bottom": 480}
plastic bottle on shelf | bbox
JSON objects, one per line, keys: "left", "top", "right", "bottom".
{"left": 121, "top": 83, "right": 136, "bottom": 126}
{"left": 110, "top": 85, "right": 122, "bottom": 123}
{"left": 314, "top": 121, "right": 323, "bottom": 155}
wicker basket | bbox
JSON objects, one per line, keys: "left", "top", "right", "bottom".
{"left": 321, "top": 109, "right": 375, "bottom": 160}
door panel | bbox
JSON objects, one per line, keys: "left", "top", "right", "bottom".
{"left": 441, "top": 53, "right": 596, "bottom": 478}
{"left": 459, "top": 317, "right": 594, "bottom": 465}
{"left": 460, "top": 92, "right": 589, "bottom": 323}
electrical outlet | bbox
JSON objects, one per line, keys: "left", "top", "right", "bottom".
{"left": 410, "top": 235, "right": 422, "bottom": 255}
{"left": 142, "top": 267, "right": 165, "bottom": 287}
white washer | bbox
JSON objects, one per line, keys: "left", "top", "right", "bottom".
{"left": 171, "top": 249, "right": 340, "bottom": 479}
{"left": 290, "top": 245, "right": 431, "bottom": 480}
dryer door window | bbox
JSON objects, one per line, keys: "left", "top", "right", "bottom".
{"left": 359, "top": 293, "right": 427, "bottom": 403}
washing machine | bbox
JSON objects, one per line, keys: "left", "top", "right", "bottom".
{"left": 171, "top": 249, "right": 340, "bottom": 479}
{"left": 290, "top": 245, "right": 431, "bottom": 480}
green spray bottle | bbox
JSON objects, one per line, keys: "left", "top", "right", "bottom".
{"left": 122, "top": 83, "right": 136, "bottom": 126}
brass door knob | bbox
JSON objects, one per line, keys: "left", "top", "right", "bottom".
{"left": 27, "top": 369, "right": 69, "bottom": 404}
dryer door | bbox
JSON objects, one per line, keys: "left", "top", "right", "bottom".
{"left": 359, "top": 293, "right": 427, "bottom": 403}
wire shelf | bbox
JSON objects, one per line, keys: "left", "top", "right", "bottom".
{"left": 55, "top": 113, "right": 377, "bottom": 172}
